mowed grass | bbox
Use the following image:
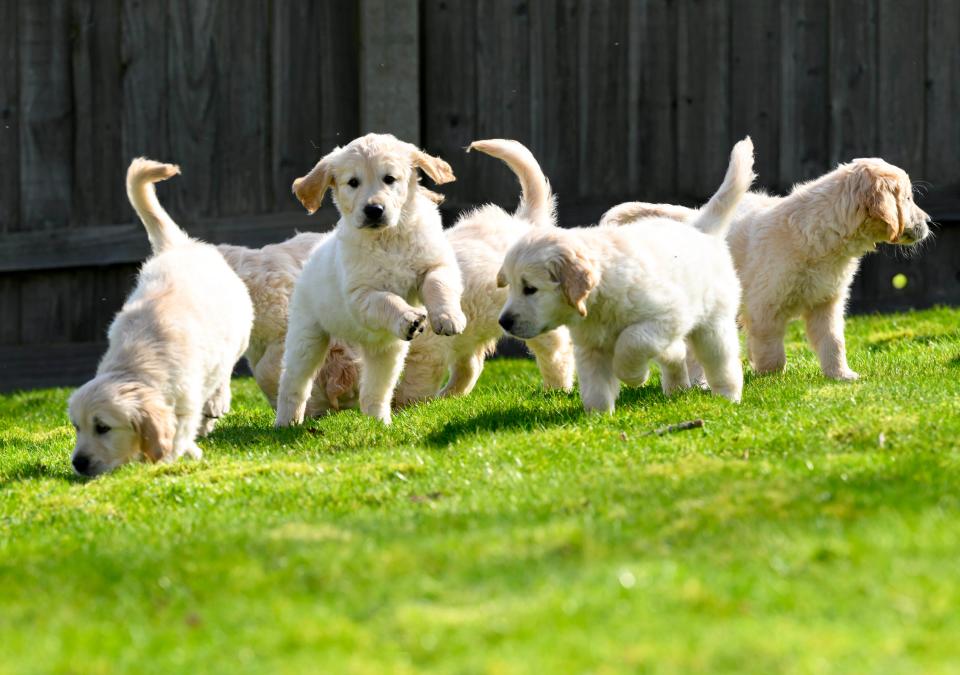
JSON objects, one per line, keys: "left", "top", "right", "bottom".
{"left": 1, "top": 308, "right": 959, "bottom": 674}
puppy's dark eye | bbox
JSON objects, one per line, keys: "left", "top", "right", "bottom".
{"left": 94, "top": 421, "right": 111, "bottom": 435}
{"left": 383, "top": 175, "right": 396, "bottom": 185}
{"left": 523, "top": 285, "right": 538, "bottom": 296}
{"left": 347, "top": 178, "right": 360, "bottom": 188}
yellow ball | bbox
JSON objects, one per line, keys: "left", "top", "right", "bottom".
{"left": 892, "top": 273, "right": 908, "bottom": 290}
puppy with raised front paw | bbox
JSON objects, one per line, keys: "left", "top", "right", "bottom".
{"left": 498, "top": 139, "right": 754, "bottom": 413}
{"left": 275, "top": 134, "right": 465, "bottom": 426}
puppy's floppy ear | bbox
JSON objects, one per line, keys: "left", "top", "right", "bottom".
{"left": 418, "top": 185, "right": 446, "bottom": 205}
{"left": 496, "top": 266, "right": 508, "bottom": 288}
{"left": 411, "top": 148, "right": 456, "bottom": 185}
{"left": 292, "top": 151, "right": 337, "bottom": 215}
{"left": 548, "top": 246, "right": 598, "bottom": 317}
{"left": 856, "top": 161, "right": 905, "bottom": 243}
{"left": 131, "top": 385, "right": 175, "bottom": 462}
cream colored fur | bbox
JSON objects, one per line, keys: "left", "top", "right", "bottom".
{"left": 394, "top": 139, "right": 574, "bottom": 406}
{"left": 276, "top": 133, "right": 466, "bottom": 425}
{"left": 498, "top": 139, "right": 754, "bottom": 413}
{"left": 600, "top": 158, "right": 931, "bottom": 380}
{"left": 67, "top": 159, "right": 253, "bottom": 476}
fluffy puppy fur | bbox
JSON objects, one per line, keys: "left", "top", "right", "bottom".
{"left": 600, "top": 158, "right": 931, "bottom": 380}
{"left": 498, "top": 138, "right": 755, "bottom": 413}
{"left": 394, "top": 139, "right": 574, "bottom": 406}
{"left": 218, "top": 234, "right": 361, "bottom": 417}
{"left": 67, "top": 159, "right": 253, "bottom": 476}
{"left": 276, "top": 133, "right": 466, "bottom": 425}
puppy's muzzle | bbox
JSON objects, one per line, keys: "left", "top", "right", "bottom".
{"left": 899, "top": 219, "right": 931, "bottom": 245}
{"left": 362, "top": 203, "right": 385, "bottom": 227}
{"left": 72, "top": 452, "right": 93, "bottom": 476}
{"left": 498, "top": 313, "right": 516, "bottom": 334}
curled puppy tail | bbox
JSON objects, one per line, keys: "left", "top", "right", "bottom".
{"left": 691, "top": 136, "right": 755, "bottom": 237}
{"left": 468, "top": 139, "right": 556, "bottom": 227}
{"left": 126, "top": 157, "right": 188, "bottom": 254}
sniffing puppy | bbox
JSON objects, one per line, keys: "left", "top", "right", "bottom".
{"left": 394, "top": 139, "right": 574, "bottom": 406}
{"left": 498, "top": 138, "right": 754, "bottom": 413}
{"left": 67, "top": 159, "right": 253, "bottom": 476}
{"left": 276, "top": 133, "right": 466, "bottom": 426}
{"left": 601, "top": 158, "right": 931, "bottom": 380}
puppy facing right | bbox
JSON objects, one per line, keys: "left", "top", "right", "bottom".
{"left": 497, "top": 138, "right": 754, "bottom": 413}
{"left": 276, "top": 133, "right": 466, "bottom": 426}
{"left": 601, "top": 158, "right": 932, "bottom": 380}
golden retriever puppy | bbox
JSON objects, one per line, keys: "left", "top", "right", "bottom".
{"left": 276, "top": 133, "right": 466, "bottom": 425}
{"left": 67, "top": 159, "right": 253, "bottom": 476}
{"left": 601, "top": 158, "right": 931, "bottom": 380}
{"left": 394, "top": 139, "right": 574, "bottom": 406}
{"left": 218, "top": 234, "right": 361, "bottom": 417}
{"left": 498, "top": 138, "right": 754, "bottom": 413}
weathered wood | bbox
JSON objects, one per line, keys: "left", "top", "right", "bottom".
{"left": 0, "top": 276, "right": 21, "bottom": 345}
{"left": 731, "top": 0, "right": 781, "bottom": 189}
{"left": 421, "top": 0, "right": 479, "bottom": 215}
{"left": 925, "top": 0, "right": 960, "bottom": 191}
{"left": 829, "top": 0, "right": 878, "bottom": 164}
{"left": 18, "top": 0, "right": 73, "bottom": 231}
{"left": 359, "top": 0, "right": 420, "bottom": 143}
{"left": 167, "top": 0, "right": 218, "bottom": 219}
{"left": 877, "top": 0, "right": 925, "bottom": 175}
{"left": 0, "top": 0, "right": 19, "bottom": 233}
{"left": 0, "top": 210, "right": 338, "bottom": 274}
{"left": 0, "top": 342, "right": 107, "bottom": 392}
{"left": 677, "top": 0, "right": 731, "bottom": 201}
{"left": 121, "top": 0, "right": 170, "bottom": 164}
{"left": 19, "top": 269, "right": 97, "bottom": 344}
{"left": 71, "top": 0, "right": 126, "bottom": 227}
{"left": 216, "top": 1, "right": 271, "bottom": 216}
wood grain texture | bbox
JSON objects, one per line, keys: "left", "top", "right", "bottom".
{"left": 677, "top": 0, "right": 731, "bottom": 201}
{"left": 829, "top": 0, "right": 879, "bottom": 164}
{"left": 779, "top": 0, "right": 830, "bottom": 188}
{"left": 121, "top": 0, "right": 170, "bottom": 166}
{"left": 925, "top": 0, "right": 960, "bottom": 191}
{"left": 360, "top": 0, "right": 419, "bottom": 143}
{"left": 0, "top": 0, "right": 19, "bottom": 233}
{"left": 19, "top": 0, "right": 73, "bottom": 231}
{"left": 0, "top": 275, "right": 21, "bottom": 344}
{"left": 877, "top": 0, "right": 925, "bottom": 175}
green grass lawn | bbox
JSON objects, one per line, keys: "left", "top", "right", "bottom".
{"left": 1, "top": 308, "right": 959, "bottom": 674}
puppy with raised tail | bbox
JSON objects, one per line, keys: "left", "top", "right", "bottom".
{"left": 498, "top": 138, "right": 754, "bottom": 413}
{"left": 394, "top": 139, "right": 574, "bottom": 405}
{"left": 601, "top": 158, "right": 931, "bottom": 380}
{"left": 276, "top": 134, "right": 466, "bottom": 426}
{"left": 67, "top": 159, "right": 253, "bottom": 476}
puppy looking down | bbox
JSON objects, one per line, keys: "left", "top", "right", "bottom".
{"left": 601, "top": 157, "right": 931, "bottom": 380}
{"left": 68, "top": 159, "right": 253, "bottom": 476}
{"left": 394, "top": 139, "right": 574, "bottom": 406}
{"left": 498, "top": 138, "right": 755, "bottom": 413}
{"left": 276, "top": 133, "right": 466, "bottom": 426}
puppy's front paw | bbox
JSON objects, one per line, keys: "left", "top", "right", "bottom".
{"left": 185, "top": 444, "right": 203, "bottom": 461}
{"left": 275, "top": 399, "right": 305, "bottom": 427}
{"left": 829, "top": 369, "right": 860, "bottom": 382}
{"left": 430, "top": 307, "right": 467, "bottom": 336}
{"left": 395, "top": 308, "right": 428, "bottom": 341}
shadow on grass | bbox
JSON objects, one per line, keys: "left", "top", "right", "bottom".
{"left": 0, "top": 460, "right": 84, "bottom": 487}
{"left": 864, "top": 331, "right": 953, "bottom": 352}
{"left": 948, "top": 354, "right": 960, "bottom": 369}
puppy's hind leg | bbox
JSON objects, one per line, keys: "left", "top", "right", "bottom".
{"left": 439, "top": 349, "right": 485, "bottom": 398}
{"left": 276, "top": 319, "right": 330, "bottom": 427}
{"left": 746, "top": 314, "right": 787, "bottom": 375}
{"left": 199, "top": 377, "right": 232, "bottom": 437}
{"left": 575, "top": 345, "right": 620, "bottom": 413}
{"left": 613, "top": 321, "right": 686, "bottom": 393}
{"left": 359, "top": 341, "right": 410, "bottom": 424}
{"left": 526, "top": 328, "right": 575, "bottom": 391}
{"left": 655, "top": 340, "right": 691, "bottom": 396}
{"left": 394, "top": 339, "right": 448, "bottom": 407}
{"left": 689, "top": 320, "right": 743, "bottom": 402}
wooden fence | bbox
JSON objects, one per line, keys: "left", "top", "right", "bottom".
{"left": 0, "top": 0, "right": 958, "bottom": 391}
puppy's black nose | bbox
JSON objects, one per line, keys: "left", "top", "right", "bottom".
{"left": 363, "top": 203, "right": 385, "bottom": 221}
{"left": 499, "top": 314, "right": 515, "bottom": 332}
{"left": 72, "top": 454, "right": 91, "bottom": 475}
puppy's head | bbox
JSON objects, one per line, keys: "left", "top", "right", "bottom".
{"left": 67, "top": 376, "right": 174, "bottom": 477}
{"left": 496, "top": 231, "right": 598, "bottom": 339}
{"left": 849, "top": 158, "right": 930, "bottom": 246}
{"left": 292, "top": 133, "right": 454, "bottom": 231}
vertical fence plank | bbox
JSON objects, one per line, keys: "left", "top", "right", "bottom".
{"left": 877, "top": 0, "right": 926, "bottom": 175}
{"left": 731, "top": 0, "right": 781, "bottom": 189}
{"left": 925, "top": 0, "right": 960, "bottom": 191}
{"left": 167, "top": 0, "right": 218, "bottom": 219}
{"left": 216, "top": 1, "right": 271, "bottom": 217}
{"left": 360, "top": 0, "right": 419, "bottom": 143}
{"left": 72, "top": 0, "right": 125, "bottom": 227}
{"left": 19, "top": 0, "right": 73, "bottom": 231}
{"left": 677, "top": 0, "right": 731, "bottom": 201}
{"left": 0, "top": 0, "right": 19, "bottom": 233}
{"left": 0, "top": 275, "right": 21, "bottom": 344}
{"left": 121, "top": 0, "right": 170, "bottom": 172}
{"left": 829, "top": 0, "right": 879, "bottom": 164}
{"left": 779, "top": 0, "right": 830, "bottom": 189}
{"left": 421, "top": 0, "right": 478, "bottom": 211}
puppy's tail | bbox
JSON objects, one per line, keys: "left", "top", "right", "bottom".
{"left": 690, "top": 137, "right": 755, "bottom": 237}
{"left": 467, "top": 139, "right": 556, "bottom": 226}
{"left": 126, "top": 157, "right": 189, "bottom": 254}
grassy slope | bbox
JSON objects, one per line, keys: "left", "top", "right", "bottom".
{"left": 1, "top": 308, "right": 959, "bottom": 674}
